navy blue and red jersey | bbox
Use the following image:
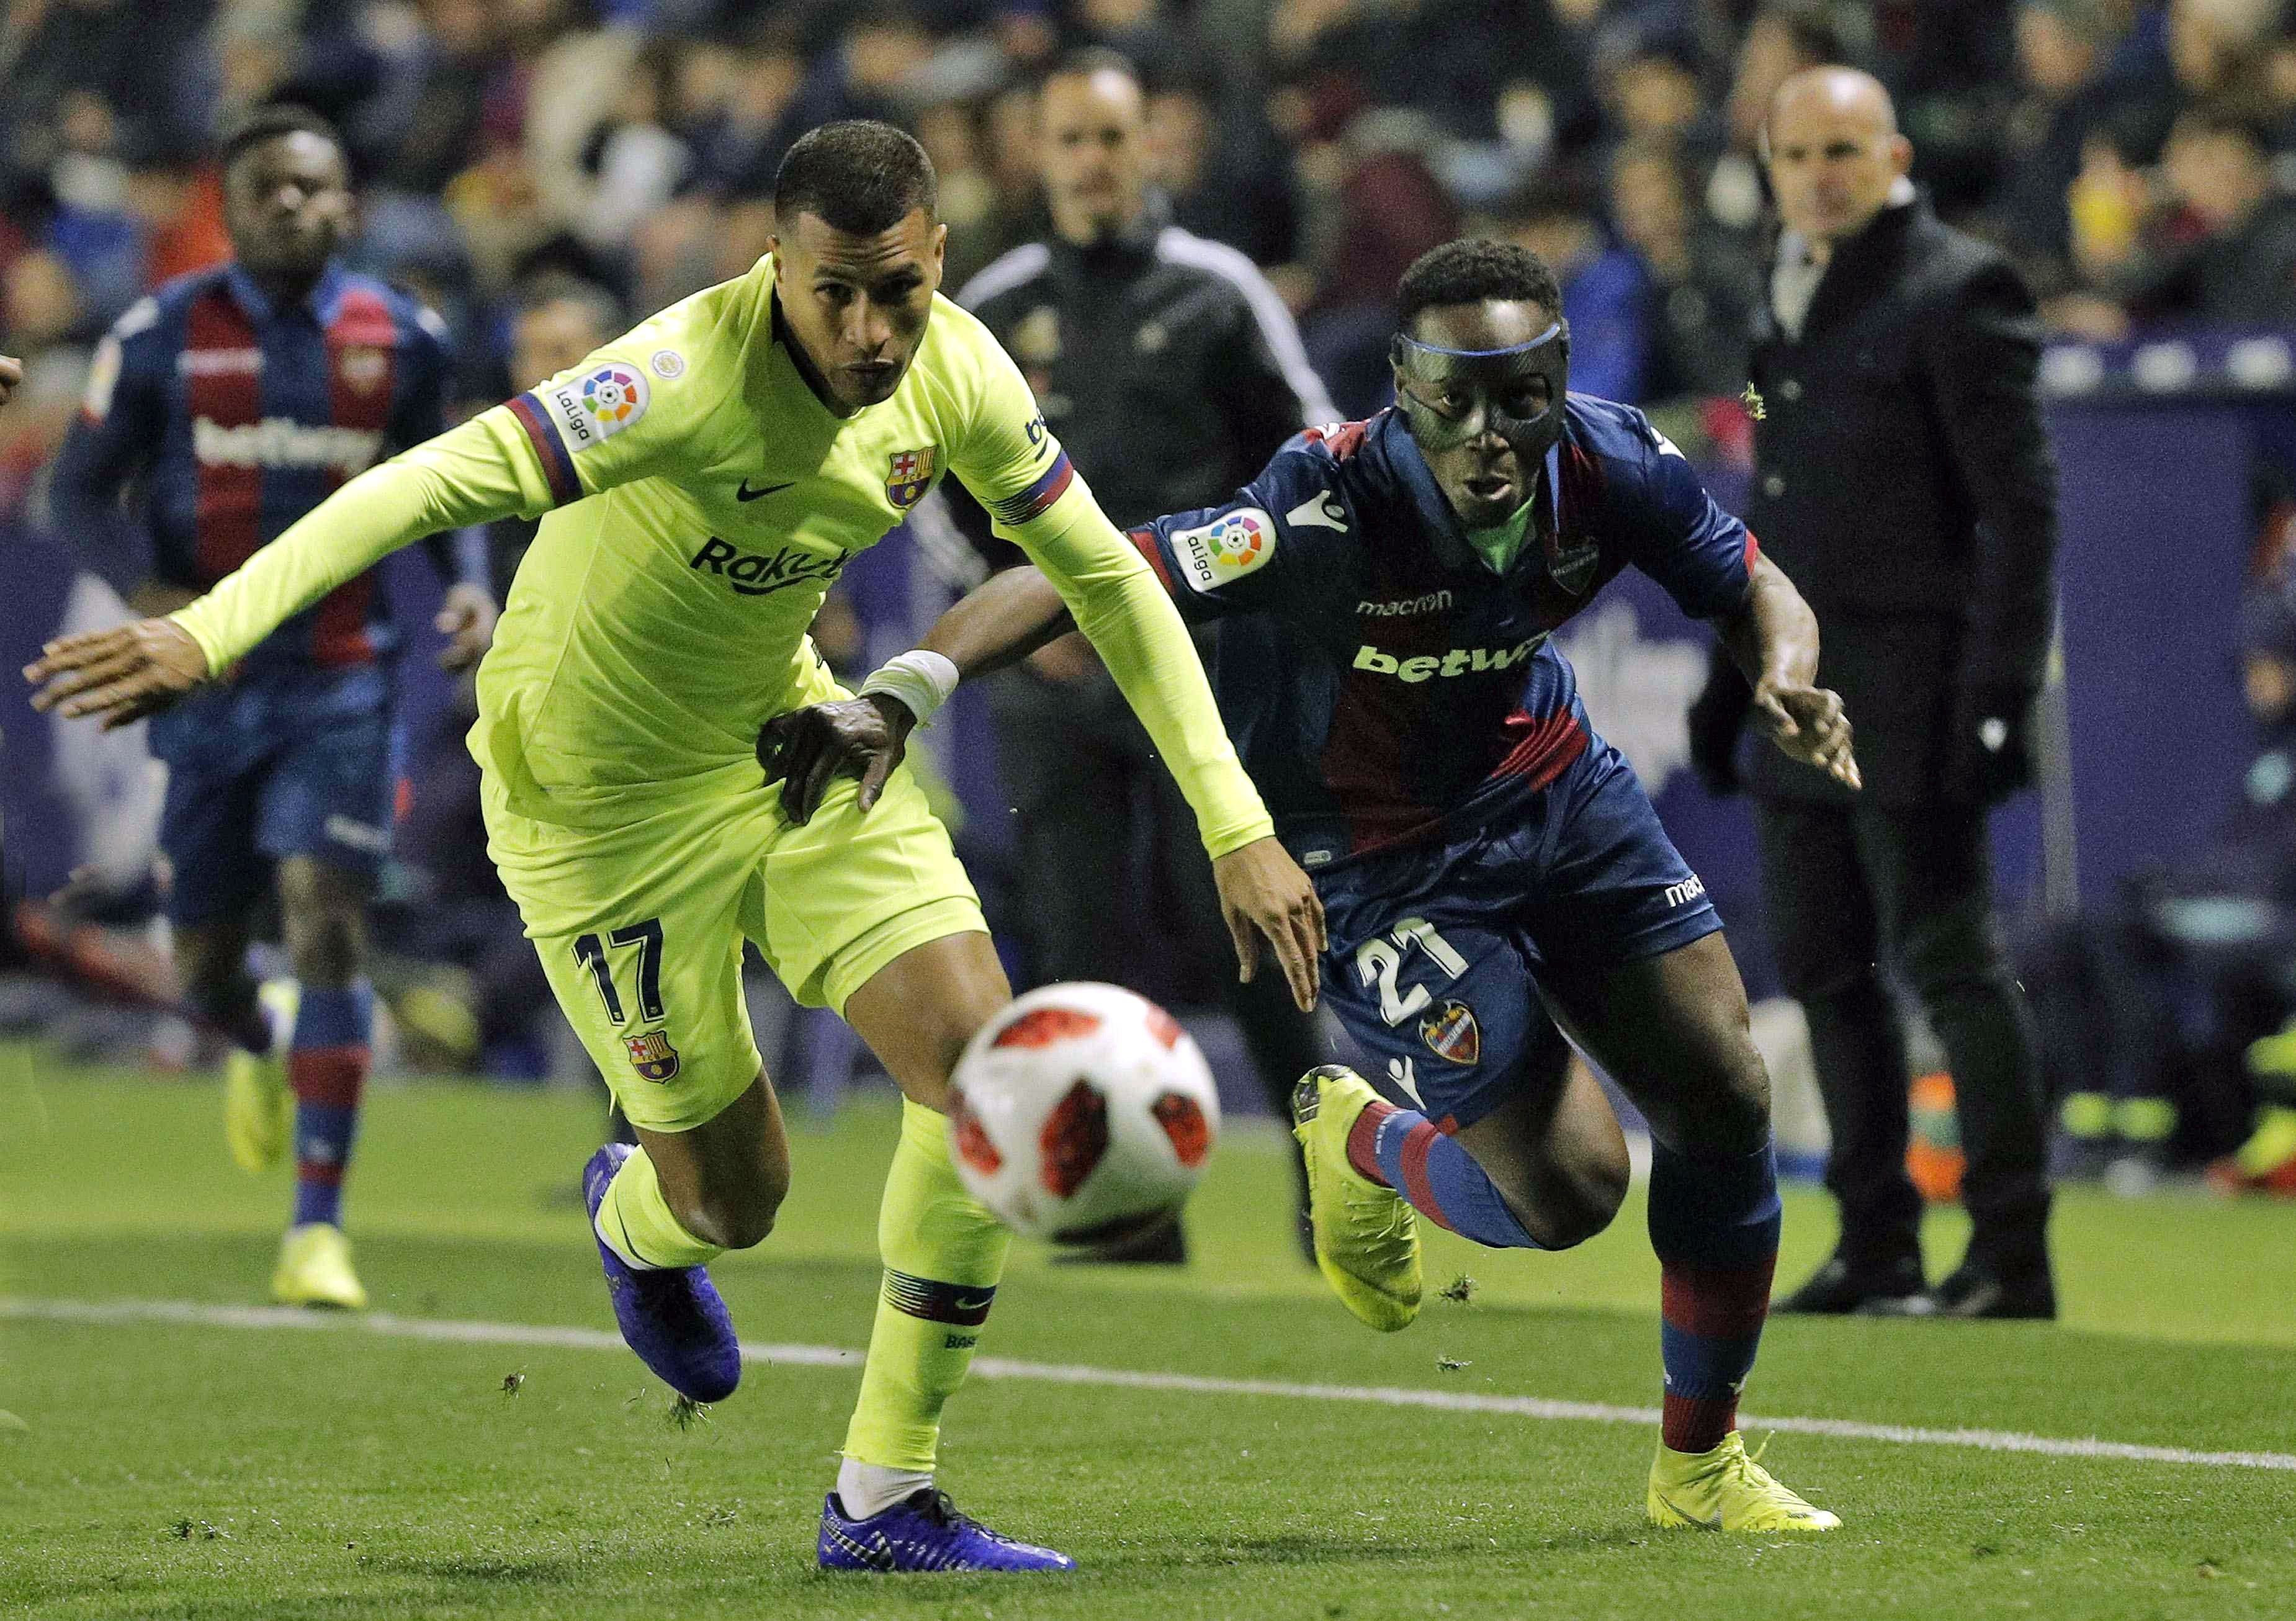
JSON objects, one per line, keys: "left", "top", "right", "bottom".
{"left": 50, "top": 262, "right": 453, "bottom": 676}
{"left": 1128, "top": 397, "right": 1757, "bottom": 868}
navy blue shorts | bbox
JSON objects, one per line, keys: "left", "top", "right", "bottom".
{"left": 149, "top": 665, "right": 394, "bottom": 926}
{"left": 1315, "top": 740, "right": 1721, "bottom": 1133}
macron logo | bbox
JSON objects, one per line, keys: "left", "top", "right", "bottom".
{"left": 1358, "top": 591, "right": 1453, "bottom": 617}
{"left": 1664, "top": 874, "right": 1707, "bottom": 907}
{"left": 1285, "top": 492, "right": 1348, "bottom": 532}
{"left": 1352, "top": 635, "right": 1545, "bottom": 683}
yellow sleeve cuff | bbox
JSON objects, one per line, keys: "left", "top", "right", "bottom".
{"left": 999, "top": 477, "right": 1275, "bottom": 859}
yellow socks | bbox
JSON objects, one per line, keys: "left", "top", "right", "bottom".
{"left": 841, "top": 1098, "right": 1012, "bottom": 1472}
{"left": 595, "top": 1103, "right": 1010, "bottom": 1478}
{"left": 594, "top": 1144, "right": 722, "bottom": 1271}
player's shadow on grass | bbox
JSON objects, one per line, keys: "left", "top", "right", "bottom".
{"left": 1149, "top": 1532, "right": 1502, "bottom": 1568}
{"left": 369, "top": 1553, "right": 583, "bottom": 1586}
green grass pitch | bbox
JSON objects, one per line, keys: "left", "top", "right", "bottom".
{"left": 4, "top": 1050, "right": 2295, "bottom": 1620}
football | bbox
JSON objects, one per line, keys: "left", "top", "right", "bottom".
{"left": 946, "top": 982, "right": 1221, "bottom": 1242}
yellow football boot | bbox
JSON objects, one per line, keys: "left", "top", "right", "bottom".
{"left": 1291, "top": 1065, "right": 1422, "bottom": 1331}
{"left": 1647, "top": 1432, "right": 1841, "bottom": 1532}
{"left": 223, "top": 979, "right": 298, "bottom": 1174}
{"left": 270, "top": 1222, "right": 367, "bottom": 1311}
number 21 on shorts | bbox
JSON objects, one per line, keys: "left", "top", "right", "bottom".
{"left": 1353, "top": 917, "right": 1466, "bottom": 1026}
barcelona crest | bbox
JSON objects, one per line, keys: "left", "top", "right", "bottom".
{"left": 624, "top": 1028, "right": 681, "bottom": 1082}
{"left": 1419, "top": 999, "right": 1482, "bottom": 1066}
{"left": 886, "top": 445, "right": 937, "bottom": 510}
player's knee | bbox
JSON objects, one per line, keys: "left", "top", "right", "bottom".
{"left": 688, "top": 1174, "right": 787, "bottom": 1251}
{"left": 712, "top": 1202, "right": 777, "bottom": 1251}
{"left": 1670, "top": 1038, "right": 1772, "bottom": 1156}
{"left": 1524, "top": 1151, "right": 1628, "bottom": 1251}
{"left": 1710, "top": 1056, "right": 1774, "bottom": 1152}
{"left": 283, "top": 907, "right": 363, "bottom": 987}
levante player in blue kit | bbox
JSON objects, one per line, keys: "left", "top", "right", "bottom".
{"left": 47, "top": 107, "right": 496, "bottom": 1308}
{"left": 766, "top": 238, "right": 1862, "bottom": 1532}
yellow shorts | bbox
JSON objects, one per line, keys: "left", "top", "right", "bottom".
{"left": 482, "top": 763, "right": 984, "bottom": 1134}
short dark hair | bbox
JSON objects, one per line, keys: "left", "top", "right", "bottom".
{"left": 220, "top": 104, "right": 346, "bottom": 176}
{"left": 774, "top": 119, "right": 937, "bottom": 235}
{"left": 1396, "top": 239, "right": 1564, "bottom": 338}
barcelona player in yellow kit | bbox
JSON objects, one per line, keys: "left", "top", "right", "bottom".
{"left": 28, "top": 122, "right": 1324, "bottom": 1573}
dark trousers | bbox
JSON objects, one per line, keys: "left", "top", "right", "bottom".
{"left": 988, "top": 661, "right": 1326, "bottom": 1118}
{"left": 1753, "top": 796, "right": 2051, "bottom": 1271}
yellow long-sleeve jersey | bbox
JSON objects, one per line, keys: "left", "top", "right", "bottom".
{"left": 173, "top": 255, "right": 1271, "bottom": 851}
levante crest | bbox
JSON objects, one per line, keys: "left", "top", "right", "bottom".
{"left": 886, "top": 446, "right": 936, "bottom": 509}
{"left": 625, "top": 1028, "right": 681, "bottom": 1082}
{"left": 1419, "top": 999, "right": 1481, "bottom": 1066}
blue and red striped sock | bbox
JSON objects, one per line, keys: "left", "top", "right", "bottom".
{"left": 289, "top": 982, "right": 373, "bottom": 1230}
{"left": 1343, "top": 1097, "right": 1540, "bottom": 1249}
{"left": 1646, "top": 1138, "right": 1781, "bottom": 1454}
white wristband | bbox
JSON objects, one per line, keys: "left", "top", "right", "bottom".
{"left": 858, "top": 649, "right": 961, "bottom": 727}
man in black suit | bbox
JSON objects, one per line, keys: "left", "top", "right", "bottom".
{"left": 1695, "top": 66, "right": 2060, "bottom": 1318}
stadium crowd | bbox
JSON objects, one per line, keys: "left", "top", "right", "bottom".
{"left": 6, "top": 0, "right": 2296, "bottom": 454}
{"left": 7, "top": 0, "right": 2296, "bottom": 1188}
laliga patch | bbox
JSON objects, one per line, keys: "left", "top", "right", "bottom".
{"left": 542, "top": 362, "right": 650, "bottom": 452}
{"left": 1172, "top": 507, "right": 1275, "bottom": 594}
{"left": 624, "top": 1028, "right": 681, "bottom": 1082}
{"left": 1420, "top": 999, "right": 1482, "bottom": 1066}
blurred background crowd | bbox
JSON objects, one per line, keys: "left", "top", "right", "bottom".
{"left": 7, "top": 0, "right": 2296, "bottom": 451}
{"left": 7, "top": 0, "right": 2296, "bottom": 1200}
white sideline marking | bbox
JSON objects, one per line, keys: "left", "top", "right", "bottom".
{"left": 7, "top": 1295, "right": 2293, "bottom": 1473}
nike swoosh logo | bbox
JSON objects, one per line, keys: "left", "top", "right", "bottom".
{"left": 737, "top": 479, "right": 796, "bottom": 502}
{"left": 1654, "top": 1489, "right": 1723, "bottom": 1529}
{"left": 951, "top": 1293, "right": 995, "bottom": 1313}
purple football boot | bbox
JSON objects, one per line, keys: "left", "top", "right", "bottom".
{"left": 581, "top": 1143, "right": 741, "bottom": 1403}
{"left": 817, "top": 1488, "right": 1077, "bottom": 1573}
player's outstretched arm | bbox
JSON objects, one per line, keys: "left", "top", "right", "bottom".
{"left": 758, "top": 565, "right": 1075, "bottom": 824}
{"left": 24, "top": 616, "right": 209, "bottom": 729}
{"left": 1716, "top": 554, "right": 1861, "bottom": 791}
{"left": 761, "top": 559, "right": 1327, "bottom": 1008}
{"left": 28, "top": 411, "right": 542, "bottom": 727}
{"left": 933, "top": 333, "right": 1324, "bottom": 1003}
{"left": 927, "top": 565, "right": 1329, "bottom": 1007}
{"left": 923, "top": 564, "right": 1074, "bottom": 678}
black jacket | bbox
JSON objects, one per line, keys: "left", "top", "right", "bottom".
{"left": 1745, "top": 197, "right": 2059, "bottom": 804}
{"left": 948, "top": 199, "right": 1333, "bottom": 558}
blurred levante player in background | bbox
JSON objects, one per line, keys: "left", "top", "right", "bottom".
{"left": 45, "top": 106, "right": 498, "bottom": 1309}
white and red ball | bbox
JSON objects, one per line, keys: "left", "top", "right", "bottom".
{"left": 946, "top": 982, "right": 1220, "bottom": 1242}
